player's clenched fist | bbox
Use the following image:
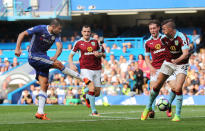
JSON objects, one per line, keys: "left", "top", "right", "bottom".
{"left": 15, "top": 48, "right": 22, "bottom": 57}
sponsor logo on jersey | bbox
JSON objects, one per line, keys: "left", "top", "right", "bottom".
{"left": 84, "top": 52, "right": 94, "bottom": 55}
{"left": 170, "top": 46, "right": 176, "bottom": 51}
{"left": 91, "top": 42, "right": 95, "bottom": 46}
{"left": 87, "top": 47, "right": 93, "bottom": 52}
{"left": 155, "top": 44, "right": 161, "bottom": 50}
{"left": 175, "top": 40, "right": 179, "bottom": 46}
{"left": 170, "top": 51, "right": 180, "bottom": 54}
{"left": 41, "top": 34, "right": 46, "bottom": 37}
{"left": 153, "top": 48, "right": 165, "bottom": 54}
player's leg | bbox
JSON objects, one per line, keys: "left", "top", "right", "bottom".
{"left": 89, "top": 70, "right": 102, "bottom": 116}
{"left": 28, "top": 57, "right": 51, "bottom": 120}
{"left": 148, "top": 70, "right": 159, "bottom": 118}
{"left": 35, "top": 74, "right": 50, "bottom": 120}
{"left": 166, "top": 74, "right": 177, "bottom": 117}
{"left": 52, "top": 60, "right": 91, "bottom": 85}
{"left": 141, "top": 61, "right": 173, "bottom": 120}
{"left": 172, "top": 73, "right": 186, "bottom": 122}
{"left": 80, "top": 69, "right": 97, "bottom": 112}
{"left": 141, "top": 72, "right": 169, "bottom": 120}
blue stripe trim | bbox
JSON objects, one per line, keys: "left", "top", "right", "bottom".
{"left": 38, "top": 94, "right": 47, "bottom": 99}
{"left": 71, "top": 50, "right": 76, "bottom": 55}
{"left": 145, "top": 52, "right": 150, "bottom": 56}
{"left": 182, "top": 45, "right": 190, "bottom": 50}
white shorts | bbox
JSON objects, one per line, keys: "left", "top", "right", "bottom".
{"left": 167, "top": 73, "right": 176, "bottom": 81}
{"left": 150, "top": 69, "right": 160, "bottom": 82}
{"left": 81, "top": 69, "right": 101, "bottom": 87}
{"left": 150, "top": 69, "right": 176, "bottom": 82}
{"left": 160, "top": 61, "right": 189, "bottom": 76}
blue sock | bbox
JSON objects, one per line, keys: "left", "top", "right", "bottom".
{"left": 176, "top": 95, "right": 183, "bottom": 116}
{"left": 168, "top": 90, "right": 176, "bottom": 105}
{"left": 84, "top": 87, "right": 89, "bottom": 93}
{"left": 146, "top": 89, "right": 159, "bottom": 110}
{"left": 152, "top": 99, "right": 156, "bottom": 111}
{"left": 87, "top": 94, "right": 96, "bottom": 113}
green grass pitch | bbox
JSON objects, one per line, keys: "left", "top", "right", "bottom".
{"left": 0, "top": 105, "right": 205, "bottom": 131}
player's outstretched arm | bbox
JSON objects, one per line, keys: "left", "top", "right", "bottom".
{"left": 145, "top": 55, "right": 156, "bottom": 75}
{"left": 68, "top": 53, "right": 77, "bottom": 71}
{"left": 15, "top": 31, "right": 29, "bottom": 57}
{"left": 51, "top": 42, "right": 62, "bottom": 61}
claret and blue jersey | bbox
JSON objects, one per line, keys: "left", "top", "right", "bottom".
{"left": 161, "top": 30, "right": 190, "bottom": 64}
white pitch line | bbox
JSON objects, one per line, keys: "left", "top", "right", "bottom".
{"left": 1, "top": 115, "right": 205, "bottom": 125}
{"left": 1, "top": 110, "right": 205, "bottom": 125}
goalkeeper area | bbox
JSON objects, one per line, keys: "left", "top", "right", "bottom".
{"left": 1, "top": 105, "right": 205, "bottom": 131}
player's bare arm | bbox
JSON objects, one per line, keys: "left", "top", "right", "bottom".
{"left": 15, "top": 31, "right": 29, "bottom": 57}
{"left": 50, "top": 42, "right": 62, "bottom": 61}
{"left": 145, "top": 55, "right": 156, "bottom": 75}
{"left": 68, "top": 53, "right": 77, "bottom": 71}
{"left": 171, "top": 49, "right": 189, "bottom": 64}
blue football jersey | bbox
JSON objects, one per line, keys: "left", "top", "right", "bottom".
{"left": 26, "top": 25, "right": 61, "bottom": 55}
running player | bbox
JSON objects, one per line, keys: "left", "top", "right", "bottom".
{"left": 15, "top": 19, "right": 91, "bottom": 120}
{"left": 141, "top": 19, "right": 189, "bottom": 121}
{"left": 144, "top": 20, "right": 176, "bottom": 118}
{"left": 69, "top": 25, "right": 105, "bottom": 116}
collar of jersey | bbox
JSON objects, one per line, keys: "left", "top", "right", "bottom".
{"left": 47, "top": 25, "right": 54, "bottom": 35}
{"left": 173, "top": 30, "right": 179, "bottom": 39}
{"left": 80, "top": 37, "right": 94, "bottom": 42}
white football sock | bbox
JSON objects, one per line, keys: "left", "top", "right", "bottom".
{"left": 62, "top": 67, "right": 84, "bottom": 81}
{"left": 37, "top": 90, "right": 47, "bottom": 114}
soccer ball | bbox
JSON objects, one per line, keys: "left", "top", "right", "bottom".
{"left": 157, "top": 98, "right": 169, "bottom": 111}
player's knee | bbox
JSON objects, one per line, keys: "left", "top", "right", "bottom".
{"left": 53, "top": 60, "right": 64, "bottom": 69}
{"left": 94, "top": 87, "right": 101, "bottom": 97}
{"left": 175, "top": 88, "right": 182, "bottom": 94}
{"left": 95, "top": 92, "right": 100, "bottom": 97}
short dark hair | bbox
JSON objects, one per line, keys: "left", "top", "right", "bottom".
{"left": 50, "top": 18, "right": 63, "bottom": 26}
{"left": 92, "top": 33, "right": 98, "bottom": 37}
{"left": 161, "top": 19, "right": 176, "bottom": 29}
{"left": 82, "top": 25, "right": 91, "bottom": 30}
{"left": 148, "top": 19, "right": 160, "bottom": 27}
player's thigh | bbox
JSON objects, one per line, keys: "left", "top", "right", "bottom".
{"left": 150, "top": 70, "right": 160, "bottom": 89}
{"left": 93, "top": 70, "right": 102, "bottom": 87}
{"left": 166, "top": 73, "right": 176, "bottom": 90}
{"left": 154, "top": 72, "right": 169, "bottom": 89}
{"left": 80, "top": 69, "right": 94, "bottom": 81}
{"left": 93, "top": 70, "right": 102, "bottom": 96}
{"left": 175, "top": 73, "right": 187, "bottom": 92}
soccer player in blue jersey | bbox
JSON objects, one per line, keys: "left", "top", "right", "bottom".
{"left": 15, "top": 18, "right": 91, "bottom": 120}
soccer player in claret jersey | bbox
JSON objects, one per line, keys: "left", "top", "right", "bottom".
{"left": 144, "top": 20, "right": 176, "bottom": 118}
{"left": 69, "top": 25, "right": 105, "bottom": 116}
{"left": 141, "top": 19, "right": 189, "bottom": 121}
{"left": 15, "top": 19, "right": 91, "bottom": 120}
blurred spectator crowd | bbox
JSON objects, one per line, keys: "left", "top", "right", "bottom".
{"left": 0, "top": 29, "right": 204, "bottom": 105}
